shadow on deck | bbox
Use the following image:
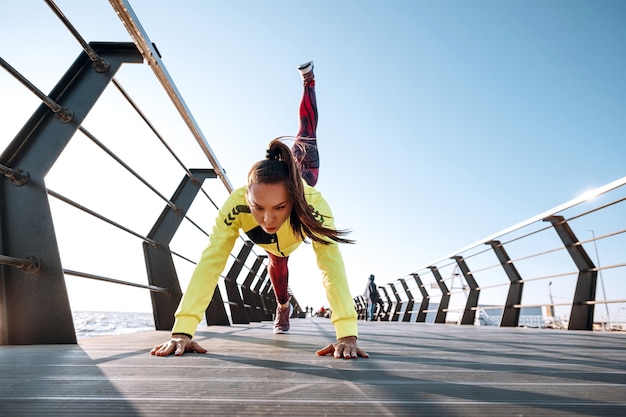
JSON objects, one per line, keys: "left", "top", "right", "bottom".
{"left": 1, "top": 318, "right": 625, "bottom": 416}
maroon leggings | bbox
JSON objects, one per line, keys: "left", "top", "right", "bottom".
{"left": 268, "top": 79, "right": 318, "bottom": 305}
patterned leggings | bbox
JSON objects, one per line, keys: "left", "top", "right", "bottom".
{"left": 268, "top": 79, "right": 318, "bottom": 305}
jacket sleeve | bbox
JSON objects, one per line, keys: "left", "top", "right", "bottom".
{"left": 172, "top": 193, "right": 242, "bottom": 337}
{"left": 310, "top": 194, "right": 358, "bottom": 340}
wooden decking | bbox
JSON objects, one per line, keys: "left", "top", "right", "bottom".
{"left": 1, "top": 318, "right": 625, "bottom": 416}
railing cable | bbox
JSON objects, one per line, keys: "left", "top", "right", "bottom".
{"left": 111, "top": 78, "right": 192, "bottom": 178}
{"left": 409, "top": 175, "right": 626, "bottom": 277}
{"left": 44, "top": 0, "right": 109, "bottom": 72}
{"left": 199, "top": 187, "right": 220, "bottom": 210}
{"left": 78, "top": 126, "right": 180, "bottom": 213}
{"left": 63, "top": 269, "right": 169, "bottom": 293}
{"left": 47, "top": 188, "right": 160, "bottom": 247}
{"left": 171, "top": 251, "right": 197, "bottom": 265}
{"left": 0, "top": 56, "right": 73, "bottom": 122}
{"left": 110, "top": 79, "right": 220, "bottom": 212}
{"left": 0, "top": 254, "right": 41, "bottom": 273}
{"left": 0, "top": 162, "right": 29, "bottom": 185}
{"left": 78, "top": 127, "right": 215, "bottom": 237}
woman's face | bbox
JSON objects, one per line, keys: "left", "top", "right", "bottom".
{"left": 246, "top": 182, "right": 293, "bottom": 234}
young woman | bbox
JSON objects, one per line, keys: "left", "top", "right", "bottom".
{"left": 151, "top": 62, "right": 368, "bottom": 359}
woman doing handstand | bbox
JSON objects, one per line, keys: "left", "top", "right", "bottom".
{"left": 151, "top": 62, "right": 367, "bottom": 359}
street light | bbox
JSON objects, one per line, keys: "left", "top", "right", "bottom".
{"left": 548, "top": 281, "right": 556, "bottom": 322}
{"left": 589, "top": 230, "right": 611, "bottom": 329}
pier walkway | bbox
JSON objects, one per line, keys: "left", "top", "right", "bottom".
{"left": 1, "top": 318, "right": 625, "bottom": 416}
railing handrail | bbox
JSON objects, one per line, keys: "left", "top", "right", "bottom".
{"left": 108, "top": 0, "right": 233, "bottom": 193}
{"left": 412, "top": 174, "right": 626, "bottom": 275}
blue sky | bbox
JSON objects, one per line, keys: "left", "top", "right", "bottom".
{"left": 1, "top": 0, "right": 625, "bottom": 315}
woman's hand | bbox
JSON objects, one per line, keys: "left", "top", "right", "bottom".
{"left": 316, "top": 336, "right": 369, "bottom": 359}
{"left": 150, "top": 334, "right": 208, "bottom": 356}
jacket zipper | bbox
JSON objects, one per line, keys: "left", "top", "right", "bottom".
{"left": 273, "top": 234, "right": 286, "bottom": 257}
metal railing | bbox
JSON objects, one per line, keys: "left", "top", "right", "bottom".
{"left": 356, "top": 176, "right": 626, "bottom": 331}
{"left": 0, "top": 0, "right": 302, "bottom": 345}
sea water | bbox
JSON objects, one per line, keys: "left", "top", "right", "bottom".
{"left": 72, "top": 311, "right": 155, "bottom": 338}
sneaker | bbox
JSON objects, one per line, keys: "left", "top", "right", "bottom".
{"left": 298, "top": 61, "right": 314, "bottom": 83}
{"left": 273, "top": 303, "right": 293, "bottom": 334}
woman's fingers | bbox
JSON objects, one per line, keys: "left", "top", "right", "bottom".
{"left": 174, "top": 340, "right": 185, "bottom": 356}
{"left": 190, "top": 341, "right": 208, "bottom": 354}
{"left": 356, "top": 347, "right": 369, "bottom": 358}
{"left": 335, "top": 344, "right": 356, "bottom": 359}
{"left": 150, "top": 339, "right": 208, "bottom": 356}
{"left": 315, "top": 343, "right": 335, "bottom": 356}
{"left": 316, "top": 342, "right": 369, "bottom": 359}
{"left": 150, "top": 341, "right": 175, "bottom": 356}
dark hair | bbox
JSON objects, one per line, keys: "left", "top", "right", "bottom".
{"left": 247, "top": 138, "right": 354, "bottom": 245}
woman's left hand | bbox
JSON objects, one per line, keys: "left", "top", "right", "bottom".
{"left": 316, "top": 336, "right": 369, "bottom": 359}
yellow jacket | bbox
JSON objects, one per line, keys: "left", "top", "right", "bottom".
{"left": 173, "top": 182, "right": 358, "bottom": 340}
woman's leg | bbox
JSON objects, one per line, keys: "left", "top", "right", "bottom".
{"left": 292, "top": 61, "right": 319, "bottom": 187}
{"left": 269, "top": 62, "right": 319, "bottom": 333}
{"left": 268, "top": 252, "right": 292, "bottom": 333}
{"left": 267, "top": 252, "right": 290, "bottom": 305}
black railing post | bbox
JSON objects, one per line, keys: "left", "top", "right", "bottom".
{"left": 144, "top": 169, "right": 217, "bottom": 330}
{"left": 253, "top": 267, "right": 271, "bottom": 320}
{"left": 399, "top": 278, "right": 414, "bottom": 322}
{"left": 0, "top": 43, "right": 142, "bottom": 345}
{"left": 389, "top": 283, "right": 403, "bottom": 322}
{"left": 411, "top": 273, "right": 429, "bottom": 323}
{"left": 354, "top": 296, "right": 366, "bottom": 320}
{"left": 452, "top": 256, "right": 480, "bottom": 325}
{"left": 205, "top": 286, "right": 231, "bottom": 326}
{"left": 290, "top": 293, "right": 303, "bottom": 317}
{"left": 487, "top": 240, "right": 524, "bottom": 327}
{"left": 544, "top": 215, "right": 597, "bottom": 330}
{"left": 429, "top": 266, "right": 450, "bottom": 324}
{"left": 223, "top": 241, "right": 253, "bottom": 324}
{"left": 379, "top": 286, "right": 393, "bottom": 321}
{"left": 241, "top": 255, "right": 266, "bottom": 322}
{"left": 261, "top": 274, "right": 276, "bottom": 318}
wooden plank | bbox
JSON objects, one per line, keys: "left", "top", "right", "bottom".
{"left": 1, "top": 318, "right": 626, "bottom": 416}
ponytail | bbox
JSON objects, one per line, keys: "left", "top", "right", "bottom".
{"left": 247, "top": 138, "right": 354, "bottom": 245}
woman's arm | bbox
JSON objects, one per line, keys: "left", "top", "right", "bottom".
{"left": 151, "top": 189, "right": 245, "bottom": 355}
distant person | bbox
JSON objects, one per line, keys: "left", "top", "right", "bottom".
{"left": 363, "top": 274, "right": 382, "bottom": 321}
{"left": 151, "top": 62, "right": 368, "bottom": 359}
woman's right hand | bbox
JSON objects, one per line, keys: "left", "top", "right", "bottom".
{"left": 150, "top": 334, "right": 208, "bottom": 356}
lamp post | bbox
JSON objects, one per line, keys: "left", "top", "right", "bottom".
{"left": 548, "top": 281, "right": 556, "bottom": 324}
{"left": 589, "top": 230, "right": 611, "bottom": 329}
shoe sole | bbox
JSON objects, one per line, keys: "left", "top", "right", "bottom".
{"left": 298, "top": 61, "right": 313, "bottom": 71}
{"left": 273, "top": 328, "right": 290, "bottom": 334}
